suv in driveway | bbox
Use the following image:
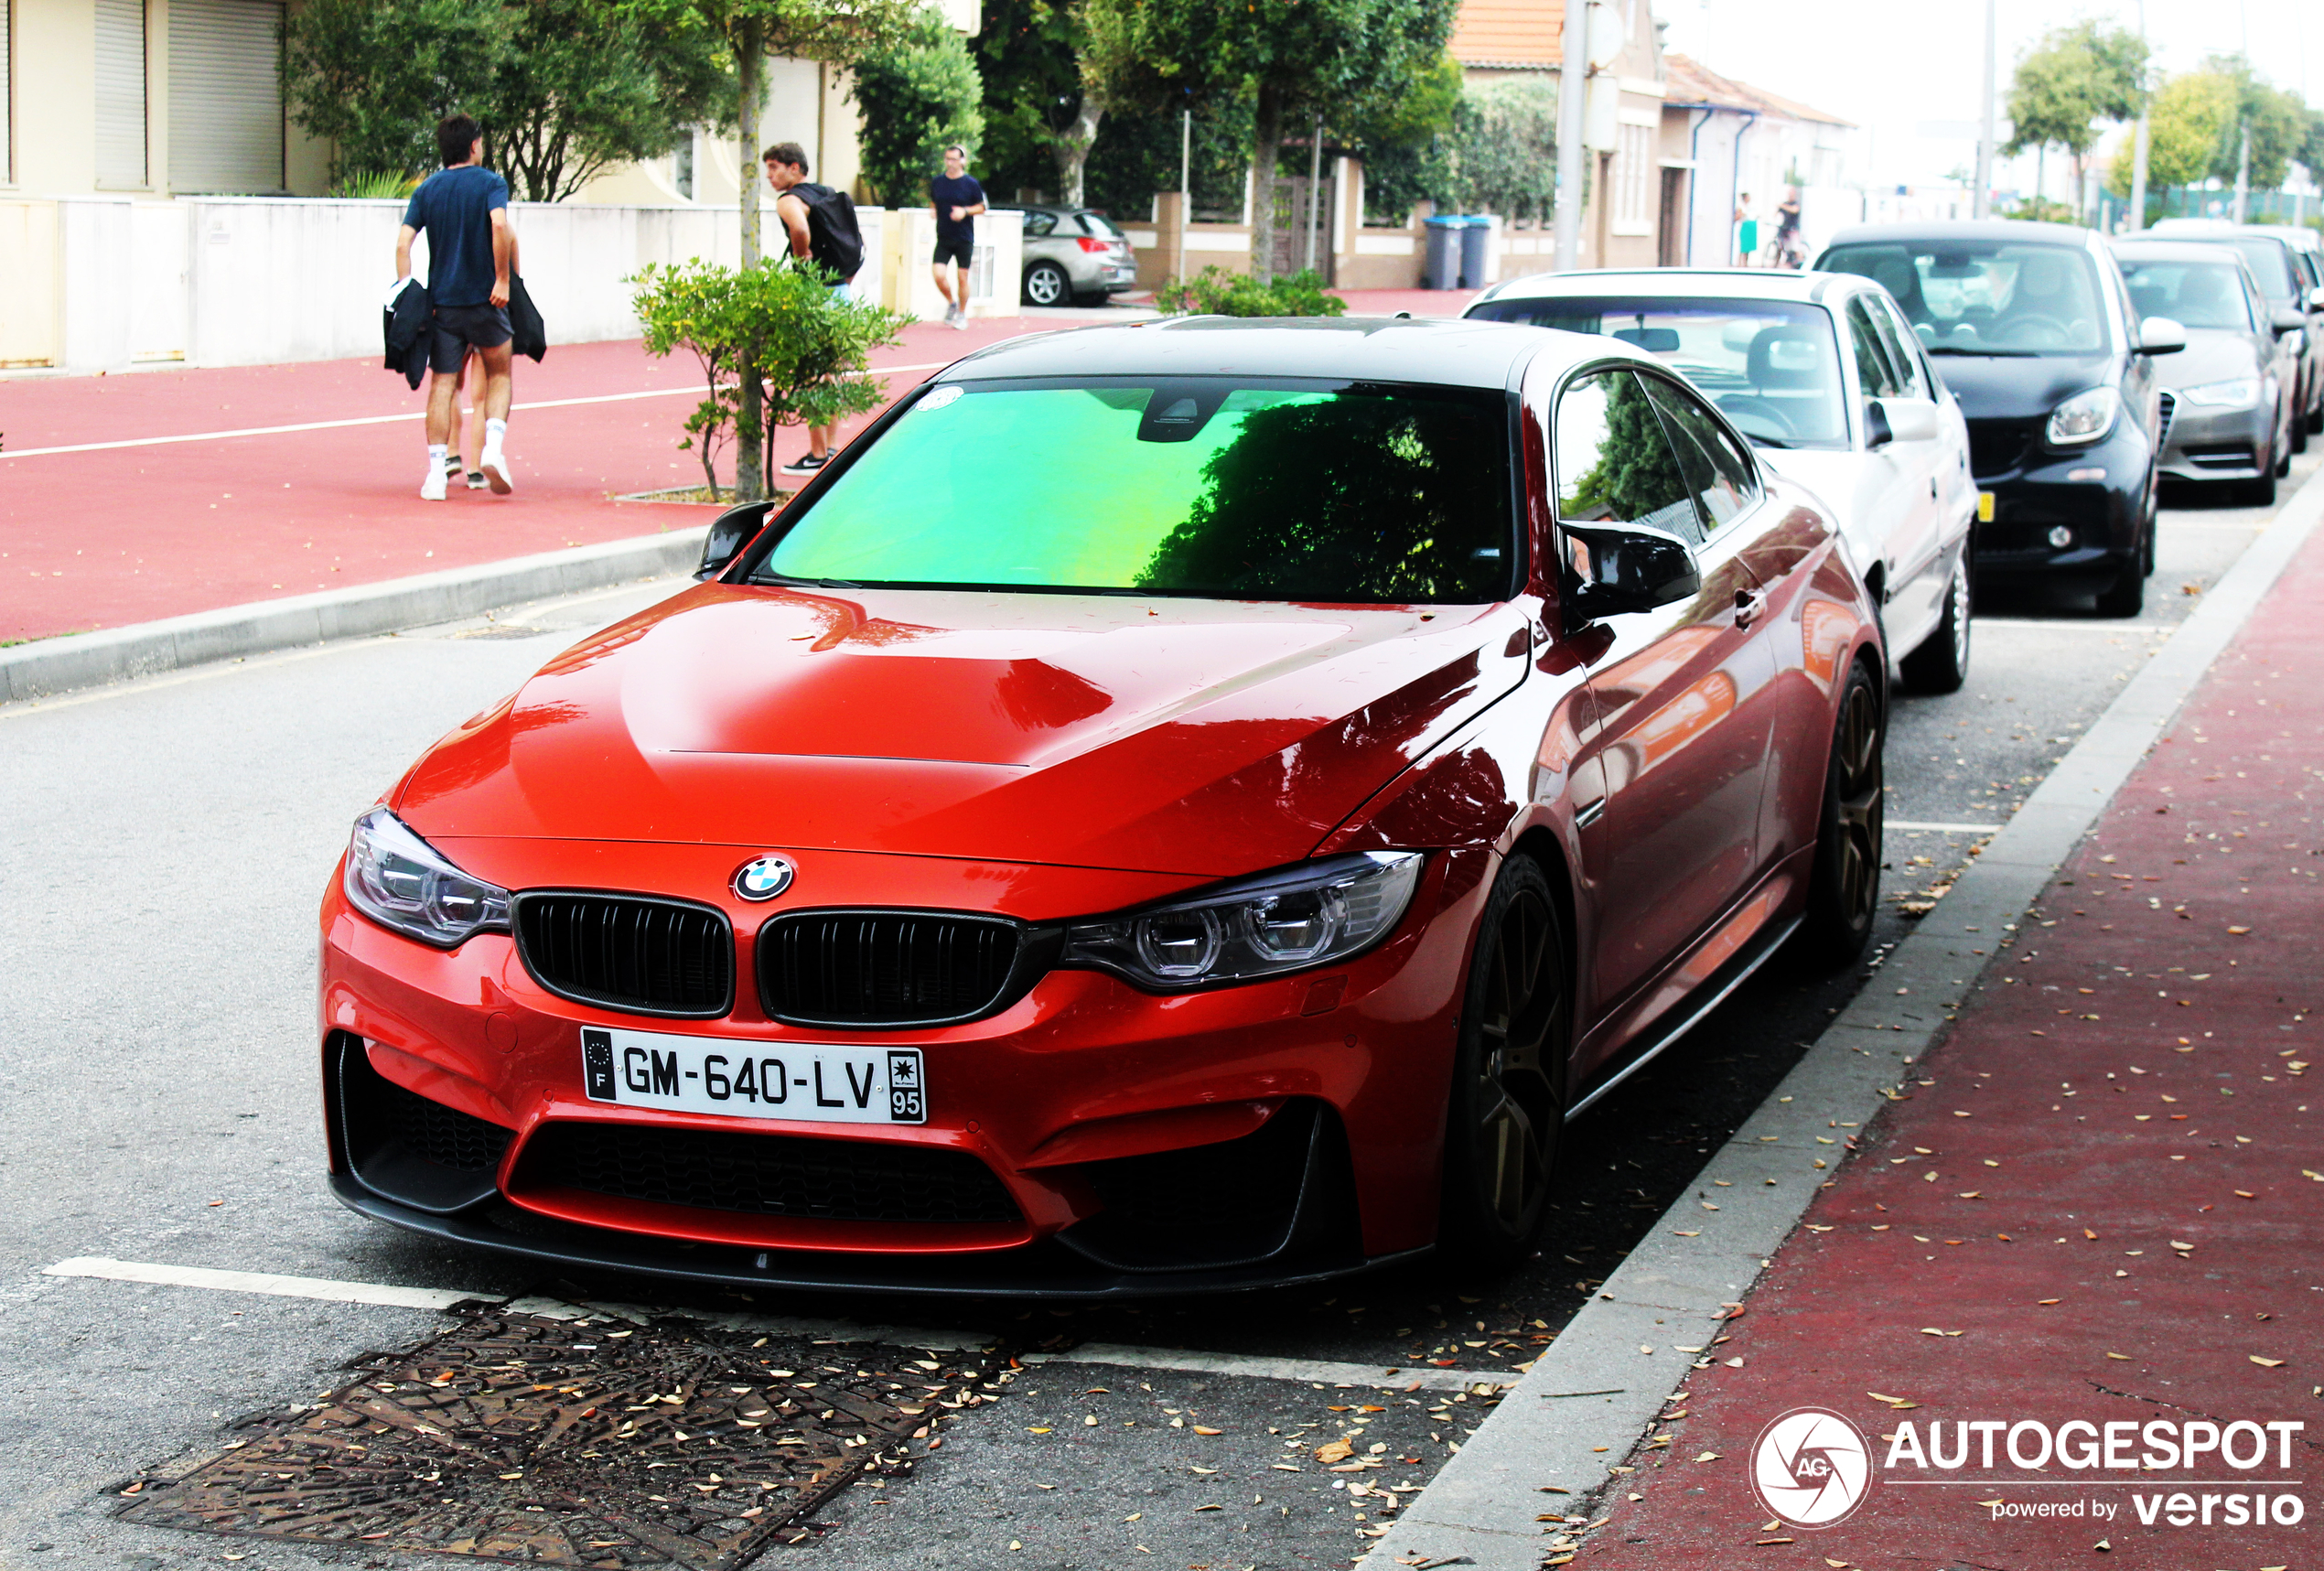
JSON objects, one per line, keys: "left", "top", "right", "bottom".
{"left": 994, "top": 202, "right": 1139, "bottom": 307}
{"left": 1817, "top": 221, "right": 2173, "bottom": 617}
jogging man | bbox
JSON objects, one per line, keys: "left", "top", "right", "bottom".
{"left": 394, "top": 114, "right": 515, "bottom": 500}
{"left": 763, "top": 141, "right": 866, "bottom": 479}
{"left": 930, "top": 144, "right": 985, "bottom": 329}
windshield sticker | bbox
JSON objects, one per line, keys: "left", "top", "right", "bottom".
{"left": 917, "top": 384, "right": 966, "bottom": 413}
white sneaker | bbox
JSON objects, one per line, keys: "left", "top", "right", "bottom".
{"left": 480, "top": 445, "right": 513, "bottom": 495}
{"left": 952, "top": 306, "right": 972, "bottom": 331}
{"left": 420, "top": 464, "right": 447, "bottom": 501}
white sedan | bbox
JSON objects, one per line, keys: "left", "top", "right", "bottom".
{"left": 1465, "top": 269, "right": 1977, "bottom": 692}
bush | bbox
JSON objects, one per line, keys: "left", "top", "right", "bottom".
{"left": 848, "top": 5, "right": 984, "bottom": 206}
{"left": 1154, "top": 266, "right": 1347, "bottom": 318}
{"left": 630, "top": 260, "right": 909, "bottom": 499}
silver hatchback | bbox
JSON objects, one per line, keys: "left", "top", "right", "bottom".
{"left": 996, "top": 203, "right": 1139, "bottom": 307}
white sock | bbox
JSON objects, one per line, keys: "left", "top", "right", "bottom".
{"left": 428, "top": 443, "right": 448, "bottom": 470}
{"left": 483, "top": 418, "right": 507, "bottom": 451}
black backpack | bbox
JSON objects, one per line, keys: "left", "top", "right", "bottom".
{"left": 788, "top": 182, "right": 866, "bottom": 280}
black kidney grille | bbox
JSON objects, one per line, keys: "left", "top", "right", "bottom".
{"left": 515, "top": 893, "right": 733, "bottom": 1017}
{"left": 759, "top": 912, "right": 1020, "bottom": 1025}
{"left": 523, "top": 1121, "right": 1019, "bottom": 1224}
{"left": 382, "top": 1076, "right": 513, "bottom": 1174}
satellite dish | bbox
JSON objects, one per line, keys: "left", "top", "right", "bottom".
{"left": 1586, "top": 0, "right": 1627, "bottom": 70}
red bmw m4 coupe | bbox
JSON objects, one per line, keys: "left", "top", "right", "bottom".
{"left": 321, "top": 317, "right": 1886, "bottom": 1297}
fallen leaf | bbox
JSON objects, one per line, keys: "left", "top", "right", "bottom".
{"left": 1695, "top": 1451, "right": 1722, "bottom": 1462}
{"left": 1919, "top": 1328, "right": 1964, "bottom": 1338}
{"left": 1672, "top": 1230, "right": 1701, "bottom": 1237}
{"left": 2227, "top": 926, "right": 2250, "bottom": 935}
{"left": 2094, "top": 1539, "right": 2110, "bottom": 1552}
{"left": 2105, "top": 1352, "right": 2131, "bottom": 1361}
{"left": 2250, "top": 1356, "right": 2286, "bottom": 1368}
{"left": 1976, "top": 1498, "right": 2004, "bottom": 1508}
{"left": 1315, "top": 1438, "right": 1354, "bottom": 1463}
{"left": 2038, "top": 1298, "right": 2060, "bottom": 1306}
{"left": 1192, "top": 1426, "right": 1222, "bottom": 1436}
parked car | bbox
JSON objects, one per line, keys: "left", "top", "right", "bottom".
{"left": 2112, "top": 239, "right": 2298, "bottom": 505}
{"left": 2148, "top": 218, "right": 2324, "bottom": 445}
{"left": 993, "top": 202, "right": 1138, "bottom": 306}
{"left": 320, "top": 318, "right": 1885, "bottom": 1296}
{"left": 1816, "top": 221, "right": 2171, "bottom": 617}
{"left": 1465, "top": 268, "right": 1976, "bottom": 692}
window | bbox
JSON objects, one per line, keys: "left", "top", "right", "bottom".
{"left": 167, "top": 0, "right": 285, "bottom": 193}
{"left": 1, "top": 0, "right": 12, "bottom": 180}
{"left": 1821, "top": 242, "right": 2110, "bottom": 354}
{"left": 2229, "top": 237, "right": 2298, "bottom": 303}
{"left": 1641, "top": 375, "right": 1760, "bottom": 536}
{"left": 2118, "top": 259, "right": 2254, "bottom": 331}
{"left": 1555, "top": 370, "right": 1701, "bottom": 543}
{"left": 1844, "top": 297, "right": 1902, "bottom": 401}
{"left": 94, "top": 0, "right": 147, "bottom": 189}
{"left": 1613, "top": 123, "right": 1654, "bottom": 236}
{"left": 1866, "top": 298, "right": 1931, "bottom": 401}
{"left": 756, "top": 378, "right": 1516, "bottom": 605}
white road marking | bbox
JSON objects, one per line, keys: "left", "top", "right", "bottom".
{"left": 40, "top": 1256, "right": 1511, "bottom": 1388}
{"left": 1888, "top": 820, "right": 2002, "bottom": 834}
{"left": 1974, "top": 618, "right": 2176, "bottom": 630}
{"left": 0, "top": 361, "right": 952, "bottom": 460}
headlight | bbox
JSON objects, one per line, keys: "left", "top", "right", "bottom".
{"left": 343, "top": 807, "right": 511, "bottom": 948}
{"left": 1061, "top": 852, "right": 1425, "bottom": 990}
{"left": 2180, "top": 377, "right": 2262, "bottom": 409}
{"left": 2046, "top": 386, "right": 2121, "bottom": 446}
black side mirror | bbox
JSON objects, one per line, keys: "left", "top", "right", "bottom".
{"left": 1561, "top": 521, "right": 1701, "bottom": 621}
{"left": 696, "top": 500, "right": 777, "bottom": 580}
{"left": 1864, "top": 400, "right": 1895, "bottom": 449}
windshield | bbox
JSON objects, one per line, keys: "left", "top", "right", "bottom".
{"left": 753, "top": 378, "right": 1516, "bottom": 604}
{"left": 1467, "top": 296, "right": 1846, "bottom": 448}
{"left": 2118, "top": 258, "right": 2253, "bottom": 331}
{"left": 1820, "top": 242, "right": 2111, "bottom": 354}
{"left": 1079, "top": 210, "right": 1125, "bottom": 238}
{"left": 2230, "top": 237, "right": 2300, "bottom": 301}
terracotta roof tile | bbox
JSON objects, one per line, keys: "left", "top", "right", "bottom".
{"left": 1663, "top": 52, "right": 1853, "bottom": 126}
{"left": 1449, "top": 0, "right": 1564, "bottom": 68}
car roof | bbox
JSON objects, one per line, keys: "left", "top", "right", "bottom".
{"left": 994, "top": 201, "right": 1090, "bottom": 216}
{"left": 1470, "top": 267, "right": 1860, "bottom": 308}
{"left": 2247, "top": 224, "right": 2322, "bottom": 251}
{"left": 1819, "top": 219, "right": 2102, "bottom": 251}
{"left": 2111, "top": 238, "right": 2259, "bottom": 266}
{"left": 933, "top": 316, "right": 1633, "bottom": 392}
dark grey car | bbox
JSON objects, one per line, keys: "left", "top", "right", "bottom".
{"left": 994, "top": 203, "right": 1139, "bottom": 307}
{"left": 2113, "top": 239, "right": 2297, "bottom": 505}
{"left": 2148, "top": 219, "right": 2323, "bottom": 447}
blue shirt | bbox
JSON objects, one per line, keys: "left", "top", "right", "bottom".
{"left": 403, "top": 165, "right": 510, "bottom": 308}
{"left": 931, "top": 173, "right": 984, "bottom": 250}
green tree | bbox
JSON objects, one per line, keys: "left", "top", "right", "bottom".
{"left": 632, "top": 257, "right": 907, "bottom": 497}
{"left": 974, "top": 0, "right": 1119, "bottom": 206}
{"left": 2194, "top": 55, "right": 2308, "bottom": 188}
{"left": 2108, "top": 70, "right": 2235, "bottom": 196}
{"left": 282, "top": 0, "right": 732, "bottom": 199}
{"left": 2002, "top": 20, "right": 2146, "bottom": 221}
{"left": 849, "top": 6, "right": 984, "bottom": 205}
{"left": 1082, "top": 0, "right": 1457, "bottom": 279}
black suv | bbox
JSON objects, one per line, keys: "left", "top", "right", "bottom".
{"left": 1817, "top": 221, "right": 2173, "bottom": 616}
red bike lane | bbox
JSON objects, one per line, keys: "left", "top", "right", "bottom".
{"left": 1572, "top": 535, "right": 2324, "bottom": 1566}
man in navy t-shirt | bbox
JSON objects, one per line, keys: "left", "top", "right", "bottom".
{"left": 393, "top": 114, "right": 517, "bottom": 500}
{"left": 929, "top": 144, "right": 986, "bottom": 330}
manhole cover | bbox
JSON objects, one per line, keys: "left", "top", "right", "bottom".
{"left": 119, "top": 1309, "right": 995, "bottom": 1567}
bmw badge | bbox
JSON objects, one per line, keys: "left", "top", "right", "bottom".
{"left": 732, "top": 855, "right": 796, "bottom": 901}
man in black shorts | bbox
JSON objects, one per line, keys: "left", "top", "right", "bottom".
{"left": 929, "top": 143, "right": 985, "bottom": 329}
{"left": 394, "top": 114, "right": 516, "bottom": 500}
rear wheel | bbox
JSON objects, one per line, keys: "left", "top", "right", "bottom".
{"left": 1023, "top": 261, "right": 1070, "bottom": 307}
{"left": 1796, "top": 662, "right": 1884, "bottom": 969}
{"left": 1898, "top": 559, "right": 1972, "bottom": 694}
{"left": 1439, "top": 855, "right": 1566, "bottom": 1273}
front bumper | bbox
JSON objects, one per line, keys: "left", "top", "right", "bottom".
{"left": 1968, "top": 425, "right": 2146, "bottom": 587}
{"left": 319, "top": 842, "right": 1491, "bottom": 1297}
{"left": 2157, "top": 396, "right": 2274, "bottom": 483}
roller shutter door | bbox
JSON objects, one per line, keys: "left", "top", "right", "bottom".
{"left": 167, "top": 0, "right": 283, "bottom": 193}
{"left": 94, "top": 0, "right": 147, "bottom": 188}
{"left": 2, "top": 0, "right": 13, "bottom": 180}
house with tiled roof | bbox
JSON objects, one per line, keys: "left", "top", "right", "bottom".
{"left": 1662, "top": 52, "right": 1864, "bottom": 265}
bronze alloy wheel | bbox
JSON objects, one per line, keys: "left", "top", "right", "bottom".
{"left": 1440, "top": 855, "right": 1566, "bottom": 1271}
{"left": 1800, "top": 662, "right": 1885, "bottom": 966}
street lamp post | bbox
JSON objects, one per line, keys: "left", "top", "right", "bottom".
{"left": 1553, "top": 1, "right": 1587, "bottom": 269}
{"left": 1973, "top": 0, "right": 1996, "bottom": 220}
{"left": 2128, "top": 0, "right": 2150, "bottom": 232}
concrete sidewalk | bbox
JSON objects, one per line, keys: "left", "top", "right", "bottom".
{"left": 1541, "top": 511, "right": 2324, "bottom": 1565}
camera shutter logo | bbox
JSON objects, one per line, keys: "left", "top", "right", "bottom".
{"left": 1750, "top": 1406, "right": 1873, "bottom": 1528}
{"left": 732, "top": 855, "right": 796, "bottom": 901}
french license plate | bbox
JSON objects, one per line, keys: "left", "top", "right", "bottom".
{"left": 580, "top": 1027, "right": 925, "bottom": 1125}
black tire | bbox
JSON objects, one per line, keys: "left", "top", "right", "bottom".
{"left": 2277, "top": 433, "right": 2294, "bottom": 476}
{"left": 1438, "top": 855, "right": 1567, "bottom": 1274}
{"left": 2308, "top": 396, "right": 2323, "bottom": 436}
{"left": 1796, "top": 662, "right": 1884, "bottom": 969}
{"left": 1022, "top": 261, "right": 1071, "bottom": 307}
{"left": 1897, "top": 559, "right": 1972, "bottom": 694}
{"left": 2238, "top": 468, "right": 2277, "bottom": 509}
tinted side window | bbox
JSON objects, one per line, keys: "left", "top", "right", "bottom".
{"left": 1641, "top": 374, "right": 1759, "bottom": 536}
{"left": 1866, "top": 296, "right": 1931, "bottom": 400}
{"left": 1022, "top": 210, "right": 1058, "bottom": 237}
{"left": 1555, "top": 369, "right": 1703, "bottom": 544}
{"left": 1845, "top": 298, "right": 1902, "bottom": 400}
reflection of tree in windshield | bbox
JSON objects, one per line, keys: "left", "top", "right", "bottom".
{"left": 1137, "top": 394, "right": 1509, "bottom": 602}
{"left": 1562, "top": 373, "right": 1687, "bottom": 526}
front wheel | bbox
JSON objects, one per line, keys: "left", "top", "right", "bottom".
{"left": 1795, "top": 661, "right": 1884, "bottom": 969}
{"left": 1898, "top": 559, "right": 1972, "bottom": 694}
{"left": 1022, "top": 261, "right": 1070, "bottom": 307}
{"left": 1438, "top": 855, "right": 1567, "bottom": 1274}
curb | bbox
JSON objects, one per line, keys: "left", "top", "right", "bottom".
{"left": 1360, "top": 463, "right": 2324, "bottom": 1570}
{"left": 0, "top": 525, "right": 709, "bottom": 705}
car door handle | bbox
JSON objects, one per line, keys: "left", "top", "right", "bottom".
{"left": 1733, "top": 588, "right": 1767, "bottom": 629}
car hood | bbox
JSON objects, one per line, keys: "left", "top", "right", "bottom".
{"left": 1931, "top": 351, "right": 2118, "bottom": 422}
{"left": 394, "top": 585, "right": 1532, "bottom": 877}
{"left": 2151, "top": 331, "right": 2263, "bottom": 388}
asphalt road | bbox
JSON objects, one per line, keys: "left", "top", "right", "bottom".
{"left": 0, "top": 454, "right": 2307, "bottom": 1570}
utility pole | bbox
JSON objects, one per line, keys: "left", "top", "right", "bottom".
{"left": 735, "top": 18, "right": 764, "bottom": 503}
{"left": 2233, "top": 123, "right": 2251, "bottom": 225}
{"left": 2128, "top": 0, "right": 2150, "bottom": 231}
{"left": 1973, "top": 0, "right": 1996, "bottom": 219}
{"left": 1305, "top": 112, "right": 1324, "bottom": 273}
{"left": 1176, "top": 108, "right": 1189, "bottom": 285}
{"left": 1553, "top": 0, "right": 1587, "bottom": 269}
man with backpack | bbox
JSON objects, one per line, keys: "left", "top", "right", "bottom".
{"left": 761, "top": 142, "right": 866, "bottom": 479}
